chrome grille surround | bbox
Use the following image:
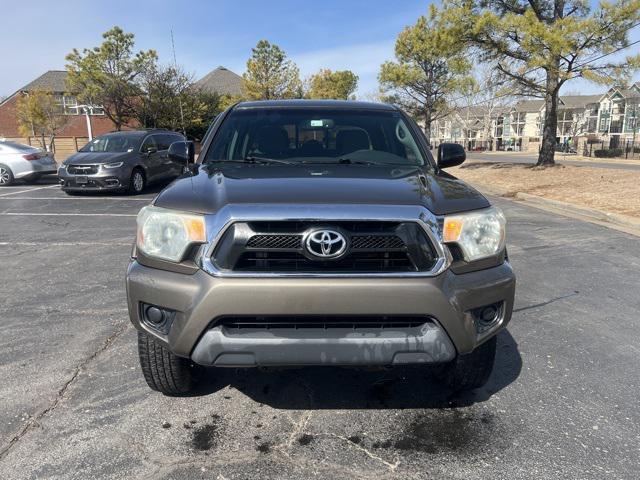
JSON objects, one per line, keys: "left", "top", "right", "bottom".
{"left": 198, "top": 204, "right": 451, "bottom": 278}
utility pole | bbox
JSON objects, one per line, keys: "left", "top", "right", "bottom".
{"left": 171, "top": 29, "right": 186, "bottom": 137}
{"left": 632, "top": 103, "right": 638, "bottom": 159}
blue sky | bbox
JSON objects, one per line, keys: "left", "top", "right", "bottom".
{"left": 1, "top": 0, "right": 638, "bottom": 98}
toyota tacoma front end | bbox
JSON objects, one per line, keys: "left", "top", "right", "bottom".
{"left": 126, "top": 100, "right": 516, "bottom": 395}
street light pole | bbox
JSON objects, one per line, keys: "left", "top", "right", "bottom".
{"left": 76, "top": 104, "right": 94, "bottom": 140}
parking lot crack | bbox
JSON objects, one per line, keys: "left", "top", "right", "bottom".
{"left": 318, "top": 433, "right": 401, "bottom": 471}
{"left": 513, "top": 291, "right": 579, "bottom": 313}
{"left": 0, "top": 322, "right": 129, "bottom": 462}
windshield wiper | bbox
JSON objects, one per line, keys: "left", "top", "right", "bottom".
{"left": 209, "top": 157, "right": 295, "bottom": 165}
{"left": 243, "top": 156, "right": 295, "bottom": 165}
{"left": 337, "top": 158, "right": 387, "bottom": 166}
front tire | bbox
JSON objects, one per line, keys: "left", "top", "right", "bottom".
{"left": 438, "top": 336, "right": 497, "bottom": 392}
{"left": 0, "top": 164, "right": 14, "bottom": 186}
{"left": 137, "top": 331, "right": 200, "bottom": 395}
{"left": 127, "top": 169, "right": 146, "bottom": 195}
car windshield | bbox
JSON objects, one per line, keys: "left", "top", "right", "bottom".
{"left": 80, "top": 134, "right": 139, "bottom": 153}
{"left": 203, "top": 108, "right": 427, "bottom": 166}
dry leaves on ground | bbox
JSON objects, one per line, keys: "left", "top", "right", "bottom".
{"left": 449, "top": 162, "right": 640, "bottom": 218}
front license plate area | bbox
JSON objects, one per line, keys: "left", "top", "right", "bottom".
{"left": 76, "top": 175, "right": 88, "bottom": 184}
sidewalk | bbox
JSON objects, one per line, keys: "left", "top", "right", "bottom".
{"left": 475, "top": 150, "right": 640, "bottom": 164}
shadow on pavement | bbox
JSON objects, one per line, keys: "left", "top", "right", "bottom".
{"left": 190, "top": 329, "right": 522, "bottom": 410}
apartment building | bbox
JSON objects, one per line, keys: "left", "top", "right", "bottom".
{"left": 430, "top": 82, "right": 640, "bottom": 154}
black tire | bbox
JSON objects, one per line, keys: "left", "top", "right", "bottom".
{"left": 137, "top": 330, "right": 200, "bottom": 395}
{"left": 438, "top": 336, "right": 497, "bottom": 392}
{"left": 127, "top": 168, "right": 146, "bottom": 195}
{"left": 0, "top": 164, "right": 14, "bottom": 186}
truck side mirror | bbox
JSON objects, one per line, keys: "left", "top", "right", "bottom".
{"left": 168, "top": 141, "right": 195, "bottom": 170}
{"left": 437, "top": 143, "right": 466, "bottom": 169}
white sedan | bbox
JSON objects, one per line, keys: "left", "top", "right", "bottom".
{"left": 0, "top": 140, "right": 58, "bottom": 186}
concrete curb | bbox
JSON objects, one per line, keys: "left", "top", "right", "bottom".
{"left": 563, "top": 155, "right": 640, "bottom": 166}
{"left": 472, "top": 151, "right": 640, "bottom": 166}
{"left": 472, "top": 183, "right": 640, "bottom": 237}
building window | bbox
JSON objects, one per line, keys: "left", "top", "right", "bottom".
{"left": 53, "top": 94, "right": 104, "bottom": 115}
{"left": 53, "top": 94, "right": 79, "bottom": 115}
{"left": 599, "top": 117, "right": 609, "bottom": 132}
{"left": 63, "top": 95, "right": 78, "bottom": 115}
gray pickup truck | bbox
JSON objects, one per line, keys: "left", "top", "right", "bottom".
{"left": 126, "top": 100, "right": 515, "bottom": 395}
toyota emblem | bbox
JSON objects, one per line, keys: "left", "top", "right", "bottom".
{"left": 304, "top": 229, "right": 348, "bottom": 259}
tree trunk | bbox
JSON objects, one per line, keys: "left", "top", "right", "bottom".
{"left": 424, "top": 112, "right": 432, "bottom": 147}
{"left": 538, "top": 69, "right": 560, "bottom": 166}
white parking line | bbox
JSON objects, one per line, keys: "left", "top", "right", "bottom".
{"left": 1, "top": 212, "right": 137, "bottom": 217}
{"left": 0, "top": 185, "right": 59, "bottom": 197}
{"left": 0, "top": 241, "right": 131, "bottom": 246}
{"left": 0, "top": 196, "right": 151, "bottom": 201}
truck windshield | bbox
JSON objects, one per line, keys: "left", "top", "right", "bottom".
{"left": 203, "top": 108, "right": 427, "bottom": 166}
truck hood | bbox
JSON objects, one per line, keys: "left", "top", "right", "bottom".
{"left": 64, "top": 152, "right": 131, "bottom": 165}
{"left": 153, "top": 163, "right": 489, "bottom": 216}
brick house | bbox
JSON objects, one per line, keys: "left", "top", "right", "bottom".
{"left": 0, "top": 70, "right": 124, "bottom": 161}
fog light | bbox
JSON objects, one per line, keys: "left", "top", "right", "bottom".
{"left": 471, "top": 302, "right": 503, "bottom": 334}
{"left": 480, "top": 306, "right": 498, "bottom": 323}
{"left": 145, "top": 306, "right": 164, "bottom": 324}
{"left": 140, "top": 303, "right": 175, "bottom": 334}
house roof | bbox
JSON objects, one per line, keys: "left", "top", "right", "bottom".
{"left": 20, "top": 70, "right": 69, "bottom": 92}
{"left": 194, "top": 66, "right": 244, "bottom": 96}
{"left": 559, "top": 94, "right": 602, "bottom": 108}
{"left": 514, "top": 100, "right": 544, "bottom": 112}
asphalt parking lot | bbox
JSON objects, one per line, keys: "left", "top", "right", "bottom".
{"left": 1, "top": 176, "right": 639, "bottom": 480}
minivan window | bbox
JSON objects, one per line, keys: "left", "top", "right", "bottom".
{"left": 153, "top": 135, "right": 170, "bottom": 151}
{"left": 159, "top": 134, "right": 183, "bottom": 151}
{"left": 204, "top": 108, "right": 426, "bottom": 166}
{"left": 80, "top": 135, "right": 137, "bottom": 153}
{"left": 140, "top": 136, "right": 157, "bottom": 153}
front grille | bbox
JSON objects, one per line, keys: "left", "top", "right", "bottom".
{"left": 235, "top": 251, "right": 414, "bottom": 272}
{"left": 351, "top": 235, "right": 405, "bottom": 250}
{"left": 246, "top": 234, "right": 302, "bottom": 249}
{"left": 68, "top": 164, "right": 99, "bottom": 175}
{"left": 212, "top": 220, "right": 437, "bottom": 274}
{"left": 216, "top": 315, "right": 431, "bottom": 330}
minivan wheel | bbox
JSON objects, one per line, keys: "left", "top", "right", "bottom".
{"left": 137, "top": 331, "right": 200, "bottom": 395}
{"left": 0, "top": 164, "right": 14, "bottom": 186}
{"left": 128, "top": 169, "right": 146, "bottom": 194}
{"left": 437, "top": 336, "right": 497, "bottom": 392}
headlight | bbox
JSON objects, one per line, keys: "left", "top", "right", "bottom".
{"left": 442, "top": 207, "right": 506, "bottom": 261}
{"left": 102, "top": 162, "right": 123, "bottom": 169}
{"left": 136, "top": 206, "right": 206, "bottom": 262}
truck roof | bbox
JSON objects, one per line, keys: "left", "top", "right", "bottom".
{"left": 234, "top": 99, "right": 398, "bottom": 111}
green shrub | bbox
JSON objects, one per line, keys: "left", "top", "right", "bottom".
{"left": 594, "top": 148, "right": 623, "bottom": 158}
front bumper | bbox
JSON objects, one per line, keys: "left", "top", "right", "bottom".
{"left": 126, "top": 260, "right": 516, "bottom": 366}
{"left": 58, "top": 167, "right": 129, "bottom": 191}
